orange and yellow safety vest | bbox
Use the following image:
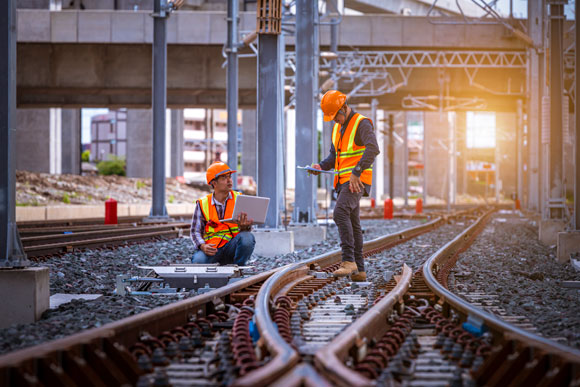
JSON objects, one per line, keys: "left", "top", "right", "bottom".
{"left": 332, "top": 113, "right": 373, "bottom": 188}
{"left": 198, "top": 191, "right": 241, "bottom": 248}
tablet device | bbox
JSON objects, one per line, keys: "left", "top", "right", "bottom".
{"left": 222, "top": 195, "right": 270, "bottom": 224}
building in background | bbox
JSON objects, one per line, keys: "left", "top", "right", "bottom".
{"left": 183, "top": 109, "right": 237, "bottom": 182}
{"left": 90, "top": 110, "right": 127, "bottom": 162}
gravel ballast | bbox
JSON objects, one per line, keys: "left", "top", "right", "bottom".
{"left": 453, "top": 210, "right": 580, "bottom": 349}
{"left": 0, "top": 218, "right": 422, "bottom": 356}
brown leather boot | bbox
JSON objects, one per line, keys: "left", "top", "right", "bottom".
{"left": 351, "top": 272, "right": 367, "bottom": 282}
{"left": 334, "top": 261, "right": 358, "bottom": 277}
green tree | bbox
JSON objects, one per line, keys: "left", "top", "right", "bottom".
{"left": 97, "top": 156, "right": 126, "bottom": 176}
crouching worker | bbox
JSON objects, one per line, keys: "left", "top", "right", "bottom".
{"left": 190, "top": 162, "right": 255, "bottom": 266}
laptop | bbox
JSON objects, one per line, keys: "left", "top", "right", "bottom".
{"left": 222, "top": 195, "right": 270, "bottom": 224}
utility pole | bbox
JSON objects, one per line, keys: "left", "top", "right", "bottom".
{"left": 574, "top": 0, "right": 580, "bottom": 231}
{"left": 403, "top": 112, "right": 409, "bottom": 206}
{"left": 148, "top": 0, "right": 177, "bottom": 220}
{"left": 547, "top": 0, "right": 566, "bottom": 219}
{"left": 226, "top": 0, "right": 239, "bottom": 189}
{"left": 257, "top": 0, "right": 283, "bottom": 228}
{"left": 294, "top": 0, "right": 319, "bottom": 223}
{"left": 388, "top": 114, "right": 394, "bottom": 199}
{"left": 1, "top": 0, "right": 28, "bottom": 267}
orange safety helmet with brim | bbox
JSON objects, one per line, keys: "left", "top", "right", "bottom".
{"left": 206, "top": 162, "right": 237, "bottom": 184}
{"left": 320, "top": 90, "right": 347, "bottom": 122}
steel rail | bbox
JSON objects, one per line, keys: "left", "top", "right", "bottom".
{"left": 23, "top": 229, "right": 183, "bottom": 257}
{"left": 423, "top": 208, "right": 580, "bottom": 363}
{"left": 314, "top": 264, "right": 413, "bottom": 387}
{"left": 21, "top": 223, "right": 189, "bottom": 246}
{"left": 235, "top": 217, "right": 446, "bottom": 386}
{"left": 16, "top": 214, "right": 193, "bottom": 229}
{"left": 0, "top": 267, "right": 278, "bottom": 372}
{"left": 0, "top": 206, "right": 479, "bottom": 385}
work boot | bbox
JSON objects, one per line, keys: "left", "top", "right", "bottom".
{"left": 351, "top": 272, "right": 367, "bottom": 282}
{"left": 334, "top": 261, "right": 358, "bottom": 277}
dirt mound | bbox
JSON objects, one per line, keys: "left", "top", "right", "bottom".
{"left": 16, "top": 170, "right": 208, "bottom": 206}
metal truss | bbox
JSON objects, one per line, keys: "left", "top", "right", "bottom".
{"left": 312, "top": 50, "right": 528, "bottom": 70}
{"left": 402, "top": 95, "right": 487, "bottom": 111}
{"left": 284, "top": 50, "right": 527, "bottom": 100}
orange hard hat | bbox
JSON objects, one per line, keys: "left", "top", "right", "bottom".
{"left": 206, "top": 162, "right": 237, "bottom": 184}
{"left": 320, "top": 90, "right": 347, "bottom": 122}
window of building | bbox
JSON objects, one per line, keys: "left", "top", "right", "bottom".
{"left": 466, "top": 112, "right": 496, "bottom": 148}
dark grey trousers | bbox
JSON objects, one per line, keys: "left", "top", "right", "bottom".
{"left": 333, "top": 188, "right": 364, "bottom": 272}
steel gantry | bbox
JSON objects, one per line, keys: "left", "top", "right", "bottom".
{"left": 148, "top": 0, "right": 180, "bottom": 221}
{"left": 256, "top": 0, "right": 284, "bottom": 229}
{"left": 285, "top": 50, "right": 527, "bottom": 102}
{"left": 1, "top": 0, "right": 28, "bottom": 268}
{"left": 293, "top": 0, "right": 319, "bottom": 224}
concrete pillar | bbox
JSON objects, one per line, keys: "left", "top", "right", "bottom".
{"left": 425, "top": 112, "right": 450, "bottom": 203}
{"left": 16, "top": 109, "right": 51, "bottom": 173}
{"left": 403, "top": 111, "right": 409, "bottom": 206}
{"left": 527, "top": 0, "right": 543, "bottom": 212}
{"left": 374, "top": 108, "right": 384, "bottom": 202}
{"left": 497, "top": 112, "right": 517, "bottom": 200}
{"left": 126, "top": 109, "right": 152, "bottom": 178}
{"left": 456, "top": 112, "right": 467, "bottom": 196}
{"left": 548, "top": 0, "right": 565, "bottom": 216}
{"left": 448, "top": 112, "right": 456, "bottom": 209}
{"left": 170, "top": 109, "right": 184, "bottom": 177}
{"left": 257, "top": 33, "right": 284, "bottom": 228}
{"left": 61, "top": 109, "right": 81, "bottom": 175}
{"left": 49, "top": 108, "right": 62, "bottom": 174}
{"left": 241, "top": 109, "right": 257, "bottom": 179}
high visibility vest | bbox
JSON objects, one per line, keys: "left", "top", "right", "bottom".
{"left": 198, "top": 191, "right": 241, "bottom": 248}
{"left": 332, "top": 113, "right": 373, "bottom": 187}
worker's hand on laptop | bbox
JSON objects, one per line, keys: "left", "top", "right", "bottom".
{"left": 201, "top": 243, "right": 217, "bottom": 256}
{"left": 309, "top": 164, "right": 322, "bottom": 176}
{"left": 237, "top": 212, "right": 254, "bottom": 229}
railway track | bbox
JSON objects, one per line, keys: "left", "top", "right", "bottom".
{"left": 2, "top": 206, "right": 578, "bottom": 385}
{"left": 18, "top": 218, "right": 191, "bottom": 258}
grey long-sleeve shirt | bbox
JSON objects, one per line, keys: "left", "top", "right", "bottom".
{"left": 319, "top": 109, "right": 380, "bottom": 195}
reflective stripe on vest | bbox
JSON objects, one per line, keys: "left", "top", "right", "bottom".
{"left": 198, "top": 191, "right": 241, "bottom": 248}
{"left": 332, "top": 113, "right": 373, "bottom": 187}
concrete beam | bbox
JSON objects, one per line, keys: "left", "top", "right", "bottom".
{"left": 16, "top": 10, "right": 527, "bottom": 50}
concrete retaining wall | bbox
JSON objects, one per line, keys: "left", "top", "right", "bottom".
{"left": 16, "top": 203, "right": 195, "bottom": 222}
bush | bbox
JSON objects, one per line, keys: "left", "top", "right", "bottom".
{"left": 81, "top": 150, "right": 90, "bottom": 162}
{"left": 62, "top": 193, "right": 71, "bottom": 204}
{"left": 97, "top": 156, "right": 126, "bottom": 176}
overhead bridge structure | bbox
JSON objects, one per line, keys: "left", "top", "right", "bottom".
{"left": 16, "top": 9, "right": 530, "bottom": 111}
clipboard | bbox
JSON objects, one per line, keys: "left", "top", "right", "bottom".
{"left": 297, "top": 166, "right": 338, "bottom": 175}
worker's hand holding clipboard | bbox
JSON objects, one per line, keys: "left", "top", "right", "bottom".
{"left": 297, "top": 165, "right": 338, "bottom": 176}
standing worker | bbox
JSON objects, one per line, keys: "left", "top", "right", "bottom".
{"left": 190, "top": 162, "right": 255, "bottom": 265}
{"left": 311, "top": 90, "right": 380, "bottom": 281}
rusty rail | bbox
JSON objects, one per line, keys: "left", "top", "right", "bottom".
{"left": 234, "top": 216, "right": 447, "bottom": 385}
{"left": 314, "top": 264, "right": 413, "bottom": 387}
{"left": 423, "top": 208, "right": 580, "bottom": 377}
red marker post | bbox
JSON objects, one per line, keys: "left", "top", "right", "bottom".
{"left": 105, "top": 198, "right": 118, "bottom": 225}
{"left": 384, "top": 199, "right": 393, "bottom": 219}
{"left": 370, "top": 198, "right": 376, "bottom": 208}
{"left": 416, "top": 198, "right": 423, "bottom": 214}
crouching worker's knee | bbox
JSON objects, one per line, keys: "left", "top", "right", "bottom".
{"left": 237, "top": 231, "right": 256, "bottom": 250}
